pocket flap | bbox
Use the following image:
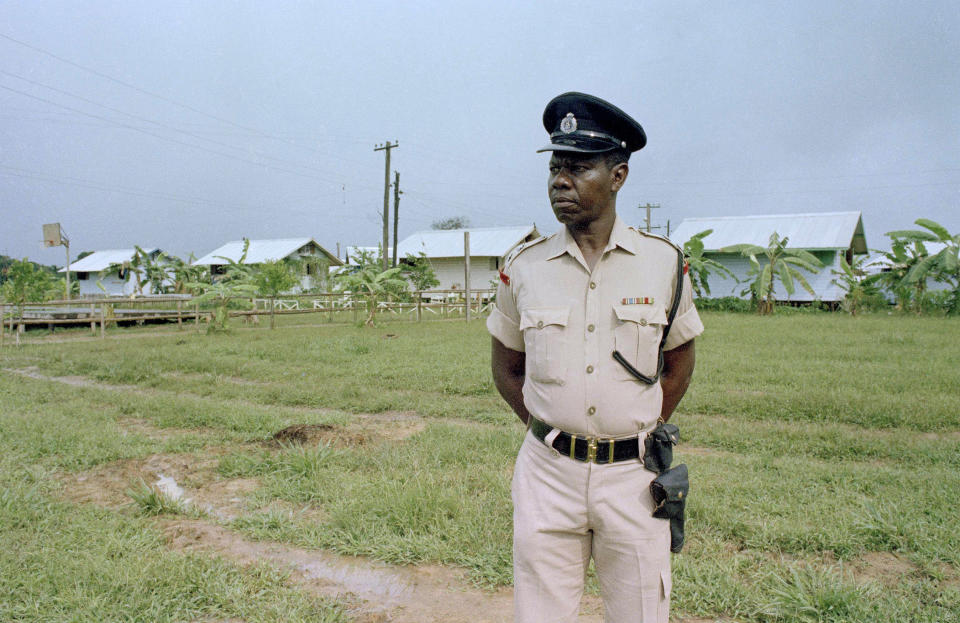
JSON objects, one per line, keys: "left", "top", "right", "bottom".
{"left": 660, "top": 569, "right": 672, "bottom": 599}
{"left": 613, "top": 304, "right": 667, "bottom": 326}
{"left": 520, "top": 307, "right": 570, "bottom": 330}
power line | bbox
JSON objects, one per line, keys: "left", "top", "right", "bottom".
{"left": 0, "top": 164, "right": 361, "bottom": 219}
{"left": 0, "top": 82, "right": 349, "bottom": 185}
{"left": 0, "top": 32, "right": 385, "bottom": 163}
{"left": 0, "top": 69, "right": 353, "bottom": 179}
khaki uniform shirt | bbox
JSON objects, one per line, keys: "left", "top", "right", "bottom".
{"left": 487, "top": 215, "right": 704, "bottom": 438}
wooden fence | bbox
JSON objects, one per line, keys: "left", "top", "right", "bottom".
{"left": 0, "top": 289, "right": 495, "bottom": 345}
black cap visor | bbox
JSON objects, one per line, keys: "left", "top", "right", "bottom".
{"left": 536, "top": 134, "right": 621, "bottom": 154}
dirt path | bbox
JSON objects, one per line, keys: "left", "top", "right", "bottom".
{"left": 59, "top": 446, "right": 605, "bottom": 622}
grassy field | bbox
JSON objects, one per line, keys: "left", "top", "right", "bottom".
{"left": 1, "top": 312, "right": 958, "bottom": 622}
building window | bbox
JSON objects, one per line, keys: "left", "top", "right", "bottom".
{"left": 77, "top": 272, "right": 89, "bottom": 280}
{"left": 211, "top": 265, "right": 226, "bottom": 275}
{"left": 489, "top": 258, "right": 498, "bottom": 270}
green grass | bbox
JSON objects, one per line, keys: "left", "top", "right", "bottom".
{"left": 1, "top": 312, "right": 959, "bottom": 621}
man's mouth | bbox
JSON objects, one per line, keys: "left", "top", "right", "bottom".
{"left": 552, "top": 198, "right": 577, "bottom": 208}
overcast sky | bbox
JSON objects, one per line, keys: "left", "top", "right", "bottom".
{"left": 2, "top": 1, "right": 958, "bottom": 266}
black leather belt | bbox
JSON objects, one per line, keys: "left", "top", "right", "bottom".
{"left": 529, "top": 416, "right": 642, "bottom": 464}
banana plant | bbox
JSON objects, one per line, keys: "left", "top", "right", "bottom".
{"left": 723, "top": 232, "right": 822, "bottom": 315}
{"left": 335, "top": 264, "right": 408, "bottom": 327}
{"left": 683, "top": 229, "right": 736, "bottom": 297}
{"left": 885, "top": 218, "right": 960, "bottom": 314}
{"left": 185, "top": 239, "right": 257, "bottom": 331}
{"left": 831, "top": 254, "right": 881, "bottom": 316}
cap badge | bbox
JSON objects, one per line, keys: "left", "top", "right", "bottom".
{"left": 560, "top": 112, "right": 577, "bottom": 134}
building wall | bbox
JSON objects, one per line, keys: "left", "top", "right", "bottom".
{"left": 427, "top": 257, "right": 499, "bottom": 292}
{"left": 702, "top": 249, "right": 845, "bottom": 302}
{"left": 74, "top": 274, "right": 140, "bottom": 297}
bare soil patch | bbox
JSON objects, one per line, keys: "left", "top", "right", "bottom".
{"left": 59, "top": 450, "right": 256, "bottom": 521}
{"left": 117, "top": 417, "right": 214, "bottom": 441}
{"left": 849, "top": 551, "right": 919, "bottom": 587}
{"left": 163, "top": 519, "right": 605, "bottom": 623}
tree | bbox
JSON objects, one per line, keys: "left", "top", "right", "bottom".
{"left": 831, "top": 254, "right": 882, "bottom": 316}
{"left": 400, "top": 252, "right": 440, "bottom": 292}
{"left": 868, "top": 238, "right": 928, "bottom": 313}
{"left": 683, "top": 229, "right": 736, "bottom": 298}
{"left": 185, "top": 239, "right": 257, "bottom": 332}
{"left": 253, "top": 259, "right": 300, "bottom": 329}
{"left": 167, "top": 253, "right": 206, "bottom": 295}
{"left": 335, "top": 264, "right": 408, "bottom": 327}
{"left": 724, "top": 232, "right": 823, "bottom": 315}
{"left": 886, "top": 218, "right": 960, "bottom": 315}
{"left": 431, "top": 216, "right": 470, "bottom": 230}
{"left": 1, "top": 259, "right": 56, "bottom": 327}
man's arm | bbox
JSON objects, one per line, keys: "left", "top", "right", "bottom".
{"left": 491, "top": 337, "right": 531, "bottom": 425}
{"left": 660, "top": 339, "right": 695, "bottom": 422}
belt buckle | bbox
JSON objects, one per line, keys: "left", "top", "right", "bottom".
{"left": 586, "top": 438, "right": 598, "bottom": 463}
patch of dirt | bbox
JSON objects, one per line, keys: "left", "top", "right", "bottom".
{"left": 162, "top": 371, "right": 276, "bottom": 387}
{"left": 59, "top": 450, "right": 256, "bottom": 521}
{"left": 7, "top": 368, "right": 431, "bottom": 442}
{"left": 162, "top": 519, "right": 605, "bottom": 623}
{"left": 5, "top": 366, "right": 127, "bottom": 391}
{"left": 849, "top": 551, "right": 919, "bottom": 587}
{"left": 919, "top": 430, "right": 960, "bottom": 441}
{"left": 117, "top": 417, "right": 212, "bottom": 441}
{"left": 270, "top": 423, "right": 369, "bottom": 448}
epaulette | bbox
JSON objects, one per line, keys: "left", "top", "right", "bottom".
{"left": 632, "top": 227, "right": 684, "bottom": 254}
{"left": 504, "top": 235, "right": 550, "bottom": 267}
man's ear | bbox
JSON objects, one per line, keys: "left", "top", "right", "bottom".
{"left": 611, "top": 162, "right": 629, "bottom": 192}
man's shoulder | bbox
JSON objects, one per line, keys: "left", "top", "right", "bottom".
{"left": 630, "top": 226, "right": 683, "bottom": 252}
{"left": 504, "top": 234, "right": 553, "bottom": 267}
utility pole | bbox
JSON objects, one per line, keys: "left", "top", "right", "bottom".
{"left": 374, "top": 141, "right": 398, "bottom": 270}
{"left": 392, "top": 171, "right": 401, "bottom": 267}
{"left": 464, "top": 231, "right": 471, "bottom": 322}
{"left": 639, "top": 203, "right": 661, "bottom": 232}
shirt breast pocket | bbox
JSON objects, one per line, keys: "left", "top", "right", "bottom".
{"left": 520, "top": 307, "right": 570, "bottom": 384}
{"left": 613, "top": 304, "right": 667, "bottom": 380}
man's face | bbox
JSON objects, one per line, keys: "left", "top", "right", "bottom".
{"left": 548, "top": 153, "right": 626, "bottom": 227}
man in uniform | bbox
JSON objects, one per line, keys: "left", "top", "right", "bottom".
{"left": 487, "top": 92, "right": 704, "bottom": 623}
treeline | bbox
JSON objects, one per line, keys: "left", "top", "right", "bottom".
{"left": 0, "top": 255, "right": 60, "bottom": 286}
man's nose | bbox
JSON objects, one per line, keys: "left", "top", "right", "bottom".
{"left": 551, "top": 170, "right": 572, "bottom": 188}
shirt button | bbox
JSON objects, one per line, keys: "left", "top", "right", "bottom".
{"left": 587, "top": 406, "right": 596, "bottom": 415}
{"left": 639, "top": 319, "right": 648, "bottom": 326}
{"left": 537, "top": 320, "right": 544, "bottom": 329}
{"left": 586, "top": 365, "right": 594, "bottom": 374}
{"left": 589, "top": 282, "right": 597, "bottom": 289}
{"left": 587, "top": 324, "right": 595, "bottom": 332}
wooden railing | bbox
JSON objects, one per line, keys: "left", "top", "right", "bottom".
{"left": 0, "top": 289, "right": 496, "bottom": 345}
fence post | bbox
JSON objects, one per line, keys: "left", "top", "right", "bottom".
{"left": 99, "top": 303, "right": 106, "bottom": 339}
{"left": 194, "top": 302, "right": 200, "bottom": 332}
{"left": 416, "top": 292, "right": 422, "bottom": 322}
{"left": 90, "top": 302, "right": 96, "bottom": 335}
{"left": 177, "top": 300, "right": 183, "bottom": 330}
{"left": 0, "top": 303, "right": 4, "bottom": 347}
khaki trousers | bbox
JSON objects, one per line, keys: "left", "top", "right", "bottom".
{"left": 512, "top": 430, "right": 671, "bottom": 623}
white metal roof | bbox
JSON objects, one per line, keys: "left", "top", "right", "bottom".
{"left": 670, "top": 211, "right": 868, "bottom": 253}
{"left": 61, "top": 248, "right": 159, "bottom": 272}
{"left": 193, "top": 238, "right": 342, "bottom": 266}
{"left": 397, "top": 225, "right": 539, "bottom": 259}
